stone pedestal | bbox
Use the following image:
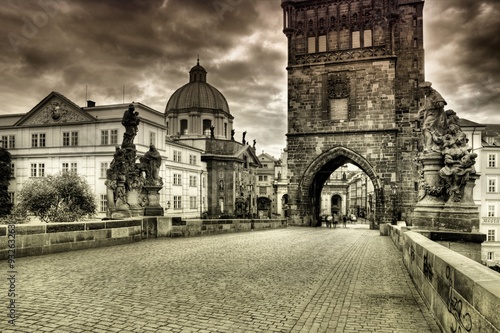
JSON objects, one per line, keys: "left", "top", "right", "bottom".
{"left": 413, "top": 154, "right": 480, "bottom": 232}
{"left": 143, "top": 185, "right": 164, "bottom": 216}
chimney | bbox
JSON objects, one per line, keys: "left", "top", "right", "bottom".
{"left": 87, "top": 100, "right": 96, "bottom": 107}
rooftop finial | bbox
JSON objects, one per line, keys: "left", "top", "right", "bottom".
{"left": 197, "top": 54, "right": 199, "bottom": 66}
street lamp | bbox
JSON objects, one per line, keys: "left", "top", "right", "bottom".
{"left": 247, "top": 183, "right": 254, "bottom": 218}
{"left": 391, "top": 185, "right": 398, "bottom": 225}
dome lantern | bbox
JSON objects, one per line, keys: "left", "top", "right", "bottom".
{"left": 189, "top": 58, "right": 207, "bottom": 83}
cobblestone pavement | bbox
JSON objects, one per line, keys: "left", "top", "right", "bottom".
{"left": 4, "top": 226, "right": 441, "bottom": 333}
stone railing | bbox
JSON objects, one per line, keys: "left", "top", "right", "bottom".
{"left": 386, "top": 224, "right": 500, "bottom": 332}
{"left": 0, "top": 217, "right": 287, "bottom": 259}
{"left": 0, "top": 219, "right": 144, "bottom": 259}
{"left": 169, "top": 218, "right": 287, "bottom": 237}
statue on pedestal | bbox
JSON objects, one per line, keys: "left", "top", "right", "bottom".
{"left": 414, "top": 82, "right": 479, "bottom": 231}
{"left": 121, "top": 104, "right": 140, "bottom": 147}
{"left": 140, "top": 144, "right": 163, "bottom": 186}
{"left": 418, "top": 81, "right": 447, "bottom": 153}
{"left": 106, "top": 105, "right": 163, "bottom": 218}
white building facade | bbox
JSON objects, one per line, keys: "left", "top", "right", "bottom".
{"left": 0, "top": 91, "right": 206, "bottom": 219}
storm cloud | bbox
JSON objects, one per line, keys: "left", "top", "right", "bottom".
{"left": 0, "top": 0, "right": 498, "bottom": 157}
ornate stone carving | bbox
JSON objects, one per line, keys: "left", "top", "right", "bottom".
{"left": 414, "top": 82, "right": 479, "bottom": 230}
{"left": 328, "top": 73, "right": 350, "bottom": 99}
{"left": 106, "top": 106, "right": 163, "bottom": 218}
{"left": 292, "top": 46, "right": 391, "bottom": 66}
{"left": 25, "top": 100, "right": 88, "bottom": 125}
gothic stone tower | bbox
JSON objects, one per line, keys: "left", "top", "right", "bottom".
{"left": 282, "top": 0, "right": 425, "bottom": 227}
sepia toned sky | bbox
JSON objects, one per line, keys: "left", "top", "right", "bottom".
{"left": 1, "top": 0, "right": 499, "bottom": 158}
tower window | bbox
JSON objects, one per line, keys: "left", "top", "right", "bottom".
{"left": 363, "top": 29, "right": 372, "bottom": 47}
{"left": 352, "top": 31, "right": 360, "bottom": 48}
{"left": 307, "top": 36, "right": 316, "bottom": 53}
{"left": 318, "top": 35, "right": 327, "bottom": 52}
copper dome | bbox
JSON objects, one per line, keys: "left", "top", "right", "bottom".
{"left": 165, "top": 61, "right": 230, "bottom": 114}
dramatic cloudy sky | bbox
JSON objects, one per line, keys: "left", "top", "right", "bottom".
{"left": 1, "top": 0, "right": 499, "bottom": 158}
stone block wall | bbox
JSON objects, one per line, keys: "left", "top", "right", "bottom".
{"left": 400, "top": 230, "right": 500, "bottom": 332}
{"left": 0, "top": 219, "right": 143, "bottom": 259}
{"left": 169, "top": 218, "right": 287, "bottom": 237}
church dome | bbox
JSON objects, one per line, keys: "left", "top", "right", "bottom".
{"left": 165, "top": 61, "right": 230, "bottom": 114}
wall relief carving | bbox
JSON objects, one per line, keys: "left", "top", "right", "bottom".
{"left": 24, "top": 100, "right": 89, "bottom": 125}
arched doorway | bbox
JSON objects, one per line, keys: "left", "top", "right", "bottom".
{"left": 330, "top": 195, "right": 342, "bottom": 217}
{"left": 298, "top": 146, "right": 382, "bottom": 229}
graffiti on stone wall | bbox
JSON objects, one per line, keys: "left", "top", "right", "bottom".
{"left": 423, "top": 253, "right": 433, "bottom": 281}
{"left": 446, "top": 266, "right": 472, "bottom": 332}
{"left": 409, "top": 244, "right": 415, "bottom": 262}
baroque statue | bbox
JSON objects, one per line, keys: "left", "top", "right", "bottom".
{"left": 414, "top": 82, "right": 479, "bottom": 231}
{"left": 105, "top": 104, "right": 163, "bottom": 218}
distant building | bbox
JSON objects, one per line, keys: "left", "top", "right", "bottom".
{"left": 477, "top": 124, "right": 500, "bottom": 268}
{"left": 165, "top": 61, "right": 261, "bottom": 218}
{"left": 0, "top": 61, "right": 262, "bottom": 220}
{"left": 0, "top": 91, "right": 205, "bottom": 218}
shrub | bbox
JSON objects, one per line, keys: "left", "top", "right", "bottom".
{"left": 16, "top": 172, "right": 97, "bottom": 223}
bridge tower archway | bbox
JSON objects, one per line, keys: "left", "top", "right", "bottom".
{"left": 298, "top": 146, "right": 383, "bottom": 229}
{"left": 282, "top": 0, "right": 425, "bottom": 228}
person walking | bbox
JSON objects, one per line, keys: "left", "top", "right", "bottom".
{"left": 333, "top": 214, "right": 338, "bottom": 229}
{"left": 326, "top": 214, "right": 333, "bottom": 228}
{"left": 342, "top": 215, "right": 347, "bottom": 228}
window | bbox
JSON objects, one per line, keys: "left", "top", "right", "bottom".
{"left": 101, "top": 130, "right": 118, "bottom": 145}
{"left": 487, "top": 229, "right": 496, "bottom": 242}
{"left": 224, "top": 123, "right": 228, "bottom": 138}
{"left": 189, "top": 175, "right": 197, "bottom": 187}
{"left": 488, "top": 154, "right": 497, "bottom": 168}
{"left": 189, "top": 155, "right": 197, "bottom": 165}
{"left": 488, "top": 178, "right": 497, "bottom": 193}
{"left": 100, "top": 163, "right": 109, "bottom": 178}
{"left": 259, "top": 186, "right": 267, "bottom": 195}
{"left": 173, "top": 173, "right": 182, "bottom": 185}
{"left": 363, "top": 29, "right": 372, "bottom": 47}
{"left": 72, "top": 132, "right": 78, "bottom": 146}
{"left": 352, "top": 31, "right": 360, "bottom": 48}
{"left": 203, "top": 120, "right": 212, "bottom": 136}
{"left": 63, "top": 132, "right": 69, "bottom": 146}
{"left": 487, "top": 252, "right": 494, "bottom": 260}
{"left": 413, "top": 38, "right": 418, "bottom": 48}
{"left": 318, "top": 35, "right": 327, "bottom": 52}
{"left": 180, "top": 119, "right": 188, "bottom": 135}
{"left": 149, "top": 132, "right": 156, "bottom": 146}
{"left": 174, "top": 196, "right": 182, "bottom": 209}
{"left": 1, "top": 135, "right": 15, "bottom": 149}
{"left": 262, "top": 164, "right": 268, "bottom": 168}
{"left": 190, "top": 196, "right": 197, "bottom": 209}
{"left": 31, "top": 133, "right": 46, "bottom": 147}
{"left": 31, "top": 163, "right": 45, "bottom": 177}
{"left": 10, "top": 163, "right": 15, "bottom": 178}
{"left": 307, "top": 36, "right": 316, "bottom": 53}
{"left": 488, "top": 204, "right": 496, "bottom": 217}
{"left": 63, "top": 131, "right": 78, "bottom": 146}
{"left": 173, "top": 151, "right": 182, "bottom": 163}
{"left": 62, "top": 162, "right": 78, "bottom": 173}
{"left": 100, "top": 194, "right": 108, "bottom": 213}
{"left": 101, "top": 130, "right": 109, "bottom": 145}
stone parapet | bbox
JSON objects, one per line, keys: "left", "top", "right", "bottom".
{"left": 387, "top": 226, "right": 500, "bottom": 332}
{"left": 0, "top": 219, "right": 144, "bottom": 259}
